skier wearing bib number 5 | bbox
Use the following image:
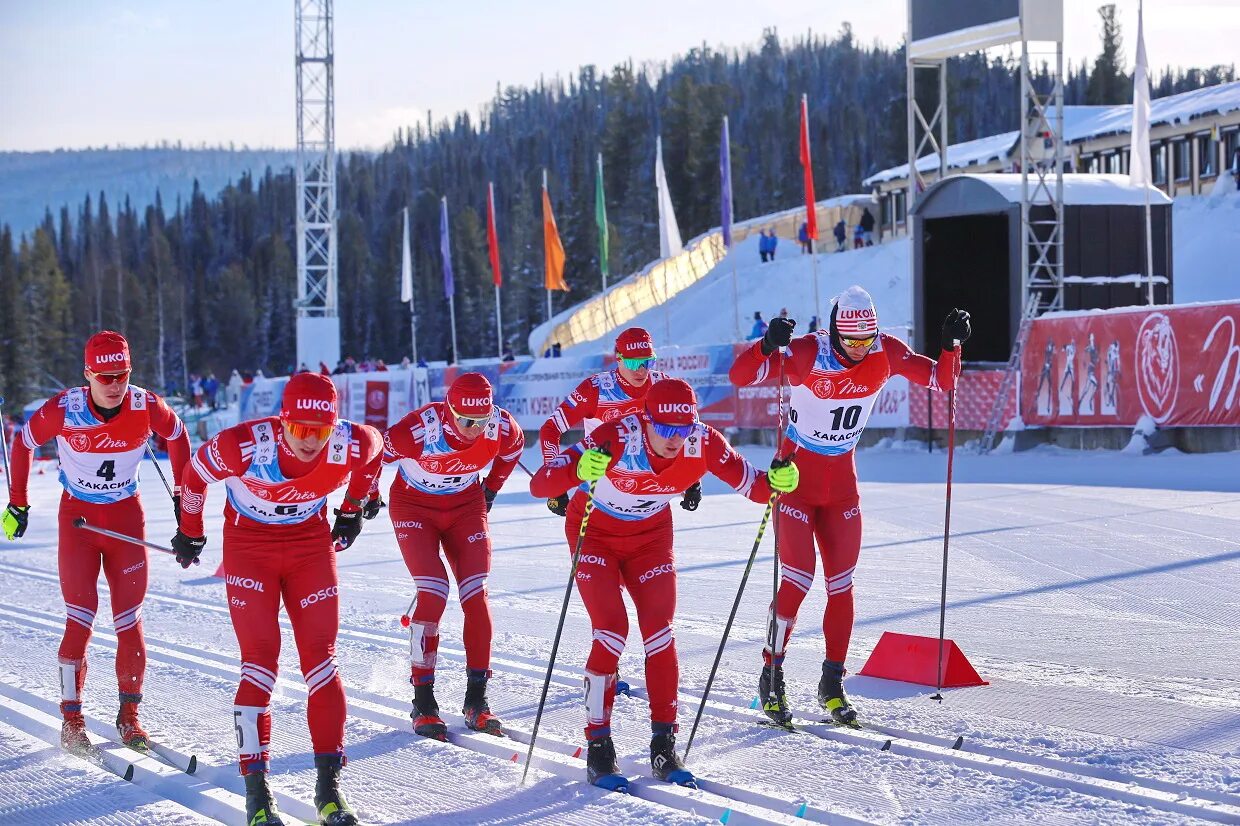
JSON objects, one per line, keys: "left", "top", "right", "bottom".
{"left": 729, "top": 286, "right": 970, "bottom": 728}
{"left": 3, "top": 331, "right": 190, "bottom": 757}
{"left": 374, "top": 372, "right": 524, "bottom": 741}
{"left": 529, "top": 378, "right": 800, "bottom": 790}
{"left": 174, "top": 372, "right": 382, "bottom": 826}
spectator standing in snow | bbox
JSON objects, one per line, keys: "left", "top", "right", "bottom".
{"left": 798, "top": 222, "right": 812, "bottom": 254}
{"left": 860, "top": 207, "right": 876, "bottom": 247}
{"left": 749, "top": 311, "right": 768, "bottom": 340}
{"left": 758, "top": 230, "right": 770, "bottom": 263}
{"left": 833, "top": 219, "right": 847, "bottom": 252}
{"left": 767, "top": 229, "right": 778, "bottom": 260}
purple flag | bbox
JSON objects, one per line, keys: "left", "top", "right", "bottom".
{"left": 720, "top": 116, "right": 733, "bottom": 249}
{"left": 440, "top": 197, "right": 454, "bottom": 297}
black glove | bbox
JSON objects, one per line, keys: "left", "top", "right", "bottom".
{"left": 361, "top": 492, "right": 385, "bottom": 520}
{"left": 547, "top": 493, "right": 569, "bottom": 517}
{"left": 941, "top": 308, "right": 972, "bottom": 351}
{"left": 172, "top": 494, "right": 181, "bottom": 524}
{"left": 483, "top": 485, "right": 498, "bottom": 513}
{"left": 3, "top": 504, "right": 30, "bottom": 540}
{"left": 331, "top": 508, "right": 363, "bottom": 551}
{"left": 679, "top": 481, "right": 702, "bottom": 512}
{"left": 761, "top": 317, "right": 796, "bottom": 356}
{"left": 170, "top": 529, "right": 206, "bottom": 569}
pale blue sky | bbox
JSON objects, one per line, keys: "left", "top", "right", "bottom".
{"left": 1, "top": 1, "right": 1236, "bottom": 151}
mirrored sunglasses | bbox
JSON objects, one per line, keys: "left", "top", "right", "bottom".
{"left": 651, "top": 421, "right": 694, "bottom": 439}
{"left": 89, "top": 370, "right": 130, "bottom": 385}
{"left": 450, "top": 405, "right": 489, "bottom": 427}
{"left": 620, "top": 356, "right": 656, "bottom": 371}
{"left": 284, "top": 420, "right": 334, "bottom": 440}
{"left": 840, "top": 334, "right": 877, "bottom": 349}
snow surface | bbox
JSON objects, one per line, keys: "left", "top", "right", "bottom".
{"left": 2, "top": 445, "right": 1238, "bottom": 824}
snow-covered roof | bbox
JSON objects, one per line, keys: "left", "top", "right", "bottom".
{"left": 918, "top": 173, "right": 1172, "bottom": 207}
{"left": 864, "top": 81, "right": 1240, "bottom": 187}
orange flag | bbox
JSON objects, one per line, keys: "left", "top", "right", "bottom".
{"left": 542, "top": 181, "right": 569, "bottom": 292}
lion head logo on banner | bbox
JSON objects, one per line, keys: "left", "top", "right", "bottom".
{"left": 1135, "top": 313, "right": 1179, "bottom": 423}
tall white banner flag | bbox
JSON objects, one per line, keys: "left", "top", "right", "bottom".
{"left": 400, "top": 207, "right": 414, "bottom": 304}
{"left": 655, "top": 136, "right": 683, "bottom": 259}
{"left": 1128, "top": 4, "right": 1151, "bottom": 188}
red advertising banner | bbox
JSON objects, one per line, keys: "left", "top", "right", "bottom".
{"left": 1021, "top": 301, "right": 1240, "bottom": 427}
{"left": 909, "top": 369, "right": 1011, "bottom": 431}
{"left": 363, "top": 380, "right": 390, "bottom": 429}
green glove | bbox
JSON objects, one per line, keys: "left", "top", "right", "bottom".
{"left": 768, "top": 460, "right": 799, "bottom": 494}
{"left": 3, "top": 504, "right": 30, "bottom": 540}
{"left": 576, "top": 448, "right": 612, "bottom": 482}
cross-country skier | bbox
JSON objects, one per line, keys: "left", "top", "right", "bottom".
{"left": 728, "top": 286, "right": 968, "bottom": 728}
{"left": 174, "top": 373, "right": 382, "bottom": 826}
{"left": 2, "top": 331, "right": 190, "bottom": 755}
{"left": 529, "top": 378, "right": 800, "bottom": 789}
{"left": 375, "top": 372, "right": 524, "bottom": 740}
{"left": 538, "top": 327, "right": 697, "bottom": 516}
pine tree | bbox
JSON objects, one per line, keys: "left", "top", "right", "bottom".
{"left": 1087, "top": 4, "right": 1128, "bottom": 105}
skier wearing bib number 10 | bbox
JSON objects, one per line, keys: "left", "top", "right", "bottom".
{"left": 530, "top": 378, "right": 801, "bottom": 791}
{"left": 371, "top": 372, "right": 524, "bottom": 741}
{"left": 2, "top": 331, "right": 190, "bottom": 757}
{"left": 729, "top": 285, "right": 970, "bottom": 729}
{"left": 174, "top": 372, "right": 383, "bottom": 826}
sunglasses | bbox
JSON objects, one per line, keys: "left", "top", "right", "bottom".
{"left": 840, "top": 334, "right": 877, "bottom": 349}
{"left": 450, "top": 406, "right": 489, "bottom": 428}
{"left": 89, "top": 370, "right": 130, "bottom": 385}
{"left": 284, "top": 420, "right": 334, "bottom": 440}
{"left": 620, "top": 356, "right": 656, "bottom": 371}
{"left": 650, "top": 421, "right": 694, "bottom": 439}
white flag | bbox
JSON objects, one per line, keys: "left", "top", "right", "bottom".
{"left": 655, "top": 136, "right": 683, "bottom": 258}
{"left": 1128, "top": 2, "right": 1152, "bottom": 188}
{"left": 400, "top": 207, "right": 414, "bottom": 303}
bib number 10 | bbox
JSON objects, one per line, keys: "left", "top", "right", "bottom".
{"left": 829, "top": 405, "right": 862, "bottom": 431}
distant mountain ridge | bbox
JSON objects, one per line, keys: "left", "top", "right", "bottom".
{"left": 0, "top": 147, "right": 299, "bottom": 234}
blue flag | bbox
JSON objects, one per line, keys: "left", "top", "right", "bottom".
{"left": 720, "top": 116, "right": 733, "bottom": 249}
{"left": 440, "top": 196, "right": 454, "bottom": 297}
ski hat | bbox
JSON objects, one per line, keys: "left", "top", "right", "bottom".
{"left": 84, "top": 331, "right": 131, "bottom": 373}
{"left": 280, "top": 372, "right": 338, "bottom": 426}
{"left": 643, "top": 378, "right": 698, "bottom": 426}
{"left": 830, "top": 286, "right": 878, "bottom": 338}
{"left": 615, "top": 327, "right": 656, "bottom": 359}
{"left": 446, "top": 372, "right": 493, "bottom": 418}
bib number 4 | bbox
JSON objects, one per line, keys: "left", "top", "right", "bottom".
{"left": 96, "top": 460, "right": 117, "bottom": 482}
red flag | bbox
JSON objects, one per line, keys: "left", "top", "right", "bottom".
{"left": 486, "top": 182, "right": 502, "bottom": 287}
{"left": 799, "top": 94, "right": 818, "bottom": 241}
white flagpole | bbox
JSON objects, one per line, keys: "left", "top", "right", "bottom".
{"left": 543, "top": 168, "right": 554, "bottom": 328}
{"left": 1130, "top": 0, "right": 1156, "bottom": 305}
{"left": 495, "top": 284, "right": 503, "bottom": 359}
{"left": 448, "top": 293, "right": 459, "bottom": 365}
{"left": 401, "top": 207, "right": 419, "bottom": 366}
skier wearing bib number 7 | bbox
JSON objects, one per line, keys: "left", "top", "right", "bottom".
{"left": 728, "top": 286, "right": 970, "bottom": 728}
{"left": 529, "top": 378, "right": 801, "bottom": 790}
{"left": 174, "top": 372, "right": 383, "bottom": 826}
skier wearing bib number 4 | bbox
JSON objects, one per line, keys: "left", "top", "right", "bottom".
{"left": 374, "top": 372, "right": 524, "bottom": 741}
{"left": 530, "top": 378, "right": 800, "bottom": 790}
{"left": 174, "top": 373, "right": 383, "bottom": 826}
{"left": 3, "top": 331, "right": 191, "bottom": 757}
{"left": 729, "top": 286, "right": 969, "bottom": 728}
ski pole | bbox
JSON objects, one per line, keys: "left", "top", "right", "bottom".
{"left": 768, "top": 350, "right": 786, "bottom": 657}
{"left": 72, "top": 517, "right": 192, "bottom": 562}
{"left": 144, "top": 441, "right": 176, "bottom": 503}
{"left": 520, "top": 476, "right": 601, "bottom": 786}
{"left": 683, "top": 485, "right": 779, "bottom": 762}
{"left": 930, "top": 388, "right": 956, "bottom": 702}
{"left": 0, "top": 396, "right": 12, "bottom": 500}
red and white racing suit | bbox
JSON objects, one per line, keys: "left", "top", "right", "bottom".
{"left": 538, "top": 368, "right": 668, "bottom": 462}
{"left": 179, "top": 417, "right": 382, "bottom": 774}
{"left": 8, "top": 385, "right": 190, "bottom": 709}
{"left": 729, "top": 332, "right": 959, "bottom": 665}
{"left": 530, "top": 416, "right": 774, "bottom": 739}
{"left": 381, "top": 403, "right": 524, "bottom": 684}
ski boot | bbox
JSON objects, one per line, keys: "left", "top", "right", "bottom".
{"left": 461, "top": 672, "right": 503, "bottom": 736}
{"left": 650, "top": 726, "right": 697, "bottom": 788}
{"left": 115, "top": 692, "right": 150, "bottom": 752}
{"left": 411, "top": 682, "right": 447, "bottom": 741}
{"left": 59, "top": 703, "right": 92, "bottom": 755}
{"left": 818, "top": 660, "right": 860, "bottom": 728}
{"left": 314, "top": 755, "right": 359, "bottom": 825}
{"left": 758, "top": 664, "right": 794, "bottom": 728}
{"left": 585, "top": 735, "right": 628, "bottom": 792}
{"left": 244, "top": 771, "right": 285, "bottom": 826}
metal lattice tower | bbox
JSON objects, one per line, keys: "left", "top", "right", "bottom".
{"left": 294, "top": 0, "right": 340, "bottom": 370}
{"left": 1019, "top": 38, "right": 1066, "bottom": 315}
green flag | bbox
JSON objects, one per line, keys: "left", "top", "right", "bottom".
{"left": 595, "top": 153, "right": 609, "bottom": 282}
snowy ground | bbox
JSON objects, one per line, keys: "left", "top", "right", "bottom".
{"left": 1, "top": 445, "right": 1239, "bottom": 825}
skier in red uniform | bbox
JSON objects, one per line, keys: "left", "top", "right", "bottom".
{"left": 3, "top": 331, "right": 190, "bottom": 755}
{"left": 174, "top": 372, "right": 382, "bottom": 826}
{"left": 729, "top": 285, "right": 971, "bottom": 727}
{"left": 376, "top": 372, "right": 524, "bottom": 739}
{"left": 530, "top": 378, "right": 800, "bottom": 789}
{"left": 539, "top": 327, "right": 706, "bottom": 515}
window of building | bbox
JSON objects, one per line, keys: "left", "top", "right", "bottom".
{"left": 1224, "top": 129, "right": 1240, "bottom": 174}
{"left": 1151, "top": 144, "right": 1168, "bottom": 184}
{"left": 895, "top": 190, "right": 906, "bottom": 224}
{"left": 1104, "top": 152, "right": 1121, "bottom": 174}
{"left": 1198, "top": 133, "right": 1217, "bottom": 178}
{"left": 1173, "top": 140, "right": 1191, "bottom": 181}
